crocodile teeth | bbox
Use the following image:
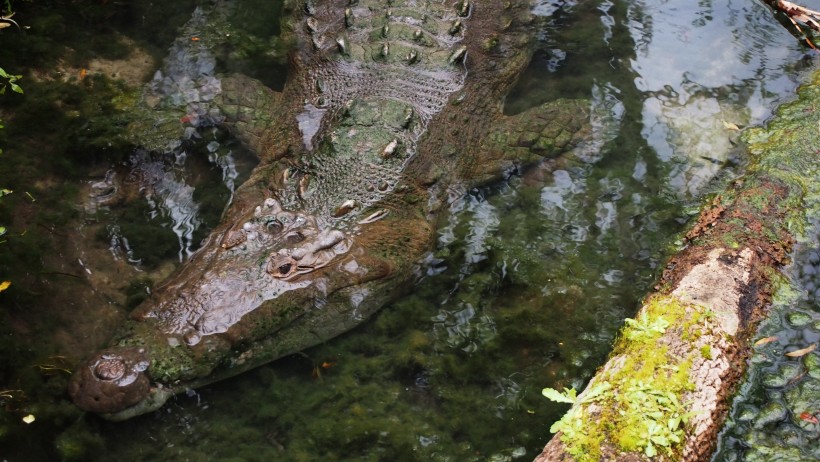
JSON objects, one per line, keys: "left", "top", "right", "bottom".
{"left": 448, "top": 45, "right": 467, "bottom": 64}
{"left": 413, "top": 29, "right": 423, "bottom": 41}
{"left": 381, "top": 42, "right": 390, "bottom": 57}
{"left": 333, "top": 199, "right": 356, "bottom": 217}
{"left": 382, "top": 24, "right": 390, "bottom": 38}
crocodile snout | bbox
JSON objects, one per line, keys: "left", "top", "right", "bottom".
{"left": 68, "top": 347, "right": 151, "bottom": 414}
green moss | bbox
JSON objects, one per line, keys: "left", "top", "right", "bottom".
{"left": 698, "top": 345, "right": 713, "bottom": 361}
{"left": 547, "top": 295, "right": 704, "bottom": 460}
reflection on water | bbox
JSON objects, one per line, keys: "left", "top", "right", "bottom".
{"left": 629, "top": 0, "right": 793, "bottom": 197}
{"left": 521, "top": 0, "right": 810, "bottom": 200}
{"left": 0, "top": 0, "right": 817, "bottom": 460}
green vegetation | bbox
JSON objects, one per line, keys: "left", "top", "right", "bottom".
{"left": 623, "top": 311, "right": 670, "bottom": 342}
{"left": 0, "top": 67, "right": 22, "bottom": 95}
{"left": 0, "top": 10, "right": 22, "bottom": 293}
{"left": 543, "top": 295, "right": 702, "bottom": 461}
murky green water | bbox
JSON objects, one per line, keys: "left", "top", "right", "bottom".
{"left": 714, "top": 223, "right": 820, "bottom": 460}
{"left": 0, "top": 0, "right": 817, "bottom": 460}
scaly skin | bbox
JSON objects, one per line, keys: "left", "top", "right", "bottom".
{"left": 68, "top": 0, "right": 592, "bottom": 420}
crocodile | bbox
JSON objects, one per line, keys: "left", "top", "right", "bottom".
{"left": 68, "top": 0, "right": 592, "bottom": 420}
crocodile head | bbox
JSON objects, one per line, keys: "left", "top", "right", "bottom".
{"left": 68, "top": 192, "right": 418, "bottom": 419}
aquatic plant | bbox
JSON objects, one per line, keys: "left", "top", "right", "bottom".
{"left": 0, "top": 62, "right": 21, "bottom": 289}
{"left": 0, "top": 67, "right": 22, "bottom": 95}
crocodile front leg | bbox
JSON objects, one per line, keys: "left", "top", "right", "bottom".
{"left": 464, "top": 99, "right": 592, "bottom": 185}
{"left": 216, "top": 74, "right": 301, "bottom": 163}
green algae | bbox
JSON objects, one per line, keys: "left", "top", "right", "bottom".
{"left": 715, "top": 67, "right": 820, "bottom": 460}
{"left": 741, "top": 71, "right": 820, "bottom": 237}
{"left": 787, "top": 311, "right": 813, "bottom": 327}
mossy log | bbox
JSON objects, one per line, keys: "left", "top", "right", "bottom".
{"left": 533, "top": 67, "right": 820, "bottom": 461}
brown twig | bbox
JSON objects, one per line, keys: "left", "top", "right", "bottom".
{"left": 768, "top": 0, "right": 820, "bottom": 49}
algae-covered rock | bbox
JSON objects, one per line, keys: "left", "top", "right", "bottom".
{"left": 787, "top": 311, "right": 813, "bottom": 327}
{"left": 785, "top": 379, "right": 820, "bottom": 426}
{"left": 805, "top": 353, "right": 820, "bottom": 379}
{"left": 752, "top": 401, "right": 788, "bottom": 428}
{"left": 762, "top": 363, "right": 803, "bottom": 388}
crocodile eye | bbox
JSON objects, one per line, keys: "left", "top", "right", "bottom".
{"left": 286, "top": 232, "right": 305, "bottom": 244}
{"left": 267, "top": 255, "right": 297, "bottom": 278}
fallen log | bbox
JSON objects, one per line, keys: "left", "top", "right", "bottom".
{"left": 764, "top": 0, "right": 820, "bottom": 49}
{"left": 533, "top": 64, "right": 820, "bottom": 461}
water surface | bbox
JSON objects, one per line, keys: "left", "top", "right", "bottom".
{"left": 0, "top": 0, "right": 815, "bottom": 460}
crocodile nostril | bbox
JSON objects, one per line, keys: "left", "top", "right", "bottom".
{"left": 286, "top": 232, "right": 305, "bottom": 244}
{"left": 266, "top": 219, "right": 283, "bottom": 233}
{"left": 94, "top": 356, "right": 126, "bottom": 381}
{"left": 69, "top": 347, "right": 152, "bottom": 414}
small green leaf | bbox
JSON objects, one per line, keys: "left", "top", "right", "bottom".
{"left": 645, "top": 441, "right": 657, "bottom": 458}
{"left": 549, "top": 418, "right": 565, "bottom": 434}
{"left": 0, "top": 226, "right": 6, "bottom": 236}
{"left": 580, "top": 382, "right": 612, "bottom": 403}
{"left": 651, "top": 434, "right": 670, "bottom": 447}
{"left": 668, "top": 415, "right": 681, "bottom": 430}
{"left": 542, "top": 387, "right": 577, "bottom": 404}
{"left": 10, "top": 82, "right": 22, "bottom": 94}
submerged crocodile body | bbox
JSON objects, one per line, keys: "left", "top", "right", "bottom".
{"left": 68, "top": 0, "right": 591, "bottom": 420}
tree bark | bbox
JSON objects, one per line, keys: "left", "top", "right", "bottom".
{"left": 533, "top": 56, "right": 820, "bottom": 462}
